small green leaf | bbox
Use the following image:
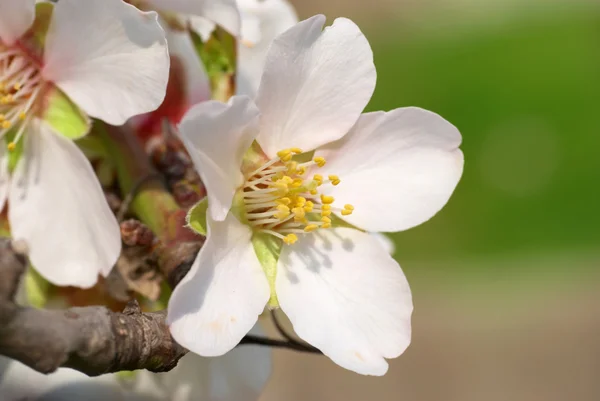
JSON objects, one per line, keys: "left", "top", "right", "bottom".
{"left": 25, "top": 267, "right": 52, "bottom": 308}
{"left": 186, "top": 197, "right": 209, "bottom": 236}
{"left": 42, "top": 88, "right": 91, "bottom": 140}
{"left": 190, "top": 27, "right": 236, "bottom": 101}
{"left": 252, "top": 232, "right": 283, "bottom": 308}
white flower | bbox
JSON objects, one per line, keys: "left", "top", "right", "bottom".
{"left": 168, "top": 15, "right": 464, "bottom": 375}
{"left": 0, "top": 0, "right": 170, "bottom": 288}
{"left": 0, "top": 326, "right": 271, "bottom": 401}
{"left": 234, "top": 0, "right": 298, "bottom": 97}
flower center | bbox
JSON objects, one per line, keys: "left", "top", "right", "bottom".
{"left": 241, "top": 148, "right": 354, "bottom": 245}
{"left": 0, "top": 42, "right": 44, "bottom": 150}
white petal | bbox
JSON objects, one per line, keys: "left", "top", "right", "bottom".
{"left": 8, "top": 121, "right": 121, "bottom": 288}
{"left": 42, "top": 0, "right": 170, "bottom": 125}
{"left": 0, "top": 144, "right": 8, "bottom": 212}
{"left": 0, "top": 0, "right": 34, "bottom": 45}
{"left": 370, "top": 232, "right": 395, "bottom": 255}
{"left": 145, "top": 0, "right": 240, "bottom": 37}
{"left": 147, "top": 323, "right": 271, "bottom": 401}
{"left": 188, "top": 15, "right": 216, "bottom": 42}
{"left": 236, "top": 0, "right": 298, "bottom": 97}
{"left": 168, "top": 213, "right": 269, "bottom": 356}
{"left": 255, "top": 16, "right": 376, "bottom": 157}
{"left": 0, "top": 356, "right": 124, "bottom": 401}
{"left": 276, "top": 228, "right": 413, "bottom": 376}
{"left": 317, "top": 108, "right": 464, "bottom": 232}
{"left": 178, "top": 96, "right": 259, "bottom": 221}
{"left": 164, "top": 27, "right": 211, "bottom": 106}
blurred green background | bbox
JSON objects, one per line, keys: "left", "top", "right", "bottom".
{"left": 262, "top": 1, "right": 600, "bottom": 400}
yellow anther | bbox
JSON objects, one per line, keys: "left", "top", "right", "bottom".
{"left": 304, "top": 201, "right": 314, "bottom": 212}
{"left": 280, "top": 176, "right": 293, "bottom": 184}
{"left": 313, "top": 174, "right": 323, "bottom": 185}
{"left": 321, "top": 210, "right": 332, "bottom": 217}
{"left": 275, "top": 204, "right": 290, "bottom": 220}
{"left": 18, "top": 111, "right": 26, "bottom": 120}
{"left": 344, "top": 204, "right": 354, "bottom": 211}
{"left": 320, "top": 194, "right": 335, "bottom": 205}
{"left": 295, "top": 196, "right": 306, "bottom": 206}
{"left": 273, "top": 181, "right": 288, "bottom": 194}
{"left": 1, "top": 120, "right": 11, "bottom": 129}
{"left": 321, "top": 216, "right": 331, "bottom": 224}
{"left": 0, "top": 114, "right": 4, "bottom": 121}
{"left": 291, "top": 178, "right": 303, "bottom": 188}
{"left": 297, "top": 166, "right": 307, "bottom": 176}
{"left": 321, "top": 223, "right": 331, "bottom": 229}
{"left": 7, "top": 142, "right": 16, "bottom": 151}
{"left": 310, "top": 189, "right": 318, "bottom": 195}
{"left": 290, "top": 147, "right": 303, "bottom": 154}
{"left": 283, "top": 234, "right": 298, "bottom": 245}
{"left": 276, "top": 197, "right": 291, "bottom": 206}
{"left": 277, "top": 149, "right": 293, "bottom": 162}
{"left": 292, "top": 207, "right": 305, "bottom": 221}
{"left": 321, "top": 204, "right": 331, "bottom": 211}
{"left": 304, "top": 224, "right": 318, "bottom": 232}
{"left": 286, "top": 161, "right": 298, "bottom": 174}
{"left": 328, "top": 175, "right": 341, "bottom": 185}
{"left": 314, "top": 156, "right": 326, "bottom": 167}
{"left": 13, "top": 83, "right": 22, "bottom": 91}
{"left": 341, "top": 209, "right": 353, "bottom": 216}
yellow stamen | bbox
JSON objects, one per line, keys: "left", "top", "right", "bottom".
{"left": 320, "top": 194, "right": 335, "bottom": 204}
{"left": 18, "top": 111, "right": 26, "bottom": 120}
{"left": 328, "top": 175, "right": 341, "bottom": 185}
{"left": 341, "top": 209, "right": 353, "bottom": 216}
{"left": 290, "top": 147, "right": 303, "bottom": 154}
{"left": 304, "top": 224, "right": 318, "bottom": 232}
{"left": 1, "top": 121, "right": 11, "bottom": 129}
{"left": 275, "top": 204, "right": 290, "bottom": 220}
{"left": 7, "top": 142, "right": 16, "bottom": 151}
{"left": 276, "top": 197, "right": 291, "bottom": 206}
{"left": 283, "top": 234, "right": 298, "bottom": 245}
{"left": 344, "top": 204, "right": 355, "bottom": 211}
{"left": 314, "top": 156, "right": 326, "bottom": 167}
{"left": 321, "top": 216, "right": 331, "bottom": 224}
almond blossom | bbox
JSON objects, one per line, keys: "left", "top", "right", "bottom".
{"left": 0, "top": 0, "right": 169, "bottom": 287}
{"left": 168, "top": 15, "right": 464, "bottom": 375}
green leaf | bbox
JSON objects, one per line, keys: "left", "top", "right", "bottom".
{"left": 42, "top": 88, "right": 91, "bottom": 140}
{"left": 252, "top": 232, "right": 283, "bottom": 308}
{"left": 186, "top": 197, "right": 209, "bottom": 236}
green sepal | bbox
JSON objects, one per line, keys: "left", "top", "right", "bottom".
{"left": 17, "top": 2, "right": 54, "bottom": 58}
{"left": 329, "top": 214, "right": 365, "bottom": 231}
{"left": 252, "top": 232, "right": 283, "bottom": 308}
{"left": 186, "top": 197, "right": 209, "bottom": 236}
{"left": 42, "top": 88, "right": 91, "bottom": 140}
{"left": 190, "top": 27, "right": 236, "bottom": 101}
{"left": 25, "top": 267, "right": 52, "bottom": 308}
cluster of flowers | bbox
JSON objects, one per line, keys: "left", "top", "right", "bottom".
{"left": 0, "top": 0, "right": 463, "bottom": 399}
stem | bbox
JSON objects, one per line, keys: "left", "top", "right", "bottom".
{"left": 95, "top": 122, "right": 202, "bottom": 287}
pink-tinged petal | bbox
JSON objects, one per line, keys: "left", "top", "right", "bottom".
{"left": 8, "top": 121, "right": 121, "bottom": 288}
{"left": 178, "top": 96, "right": 259, "bottom": 221}
{"left": 276, "top": 228, "right": 413, "bottom": 376}
{"left": 42, "top": 0, "right": 169, "bottom": 125}
{"left": 146, "top": 0, "right": 240, "bottom": 37}
{"left": 236, "top": 0, "right": 299, "bottom": 97}
{"left": 164, "top": 27, "right": 211, "bottom": 106}
{"left": 168, "top": 213, "right": 270, "bottom": 357}
{"left": 0, "top": 0, "right": 34, "bottom": 45}
{"left": 0, "top": 145, "right": 8, "bottom": 212}
{"left": 317, "top": 108, "right": 464, "bottom": 232}
{"left": 255, "top": 16, "right": 376, "bottom": 157}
